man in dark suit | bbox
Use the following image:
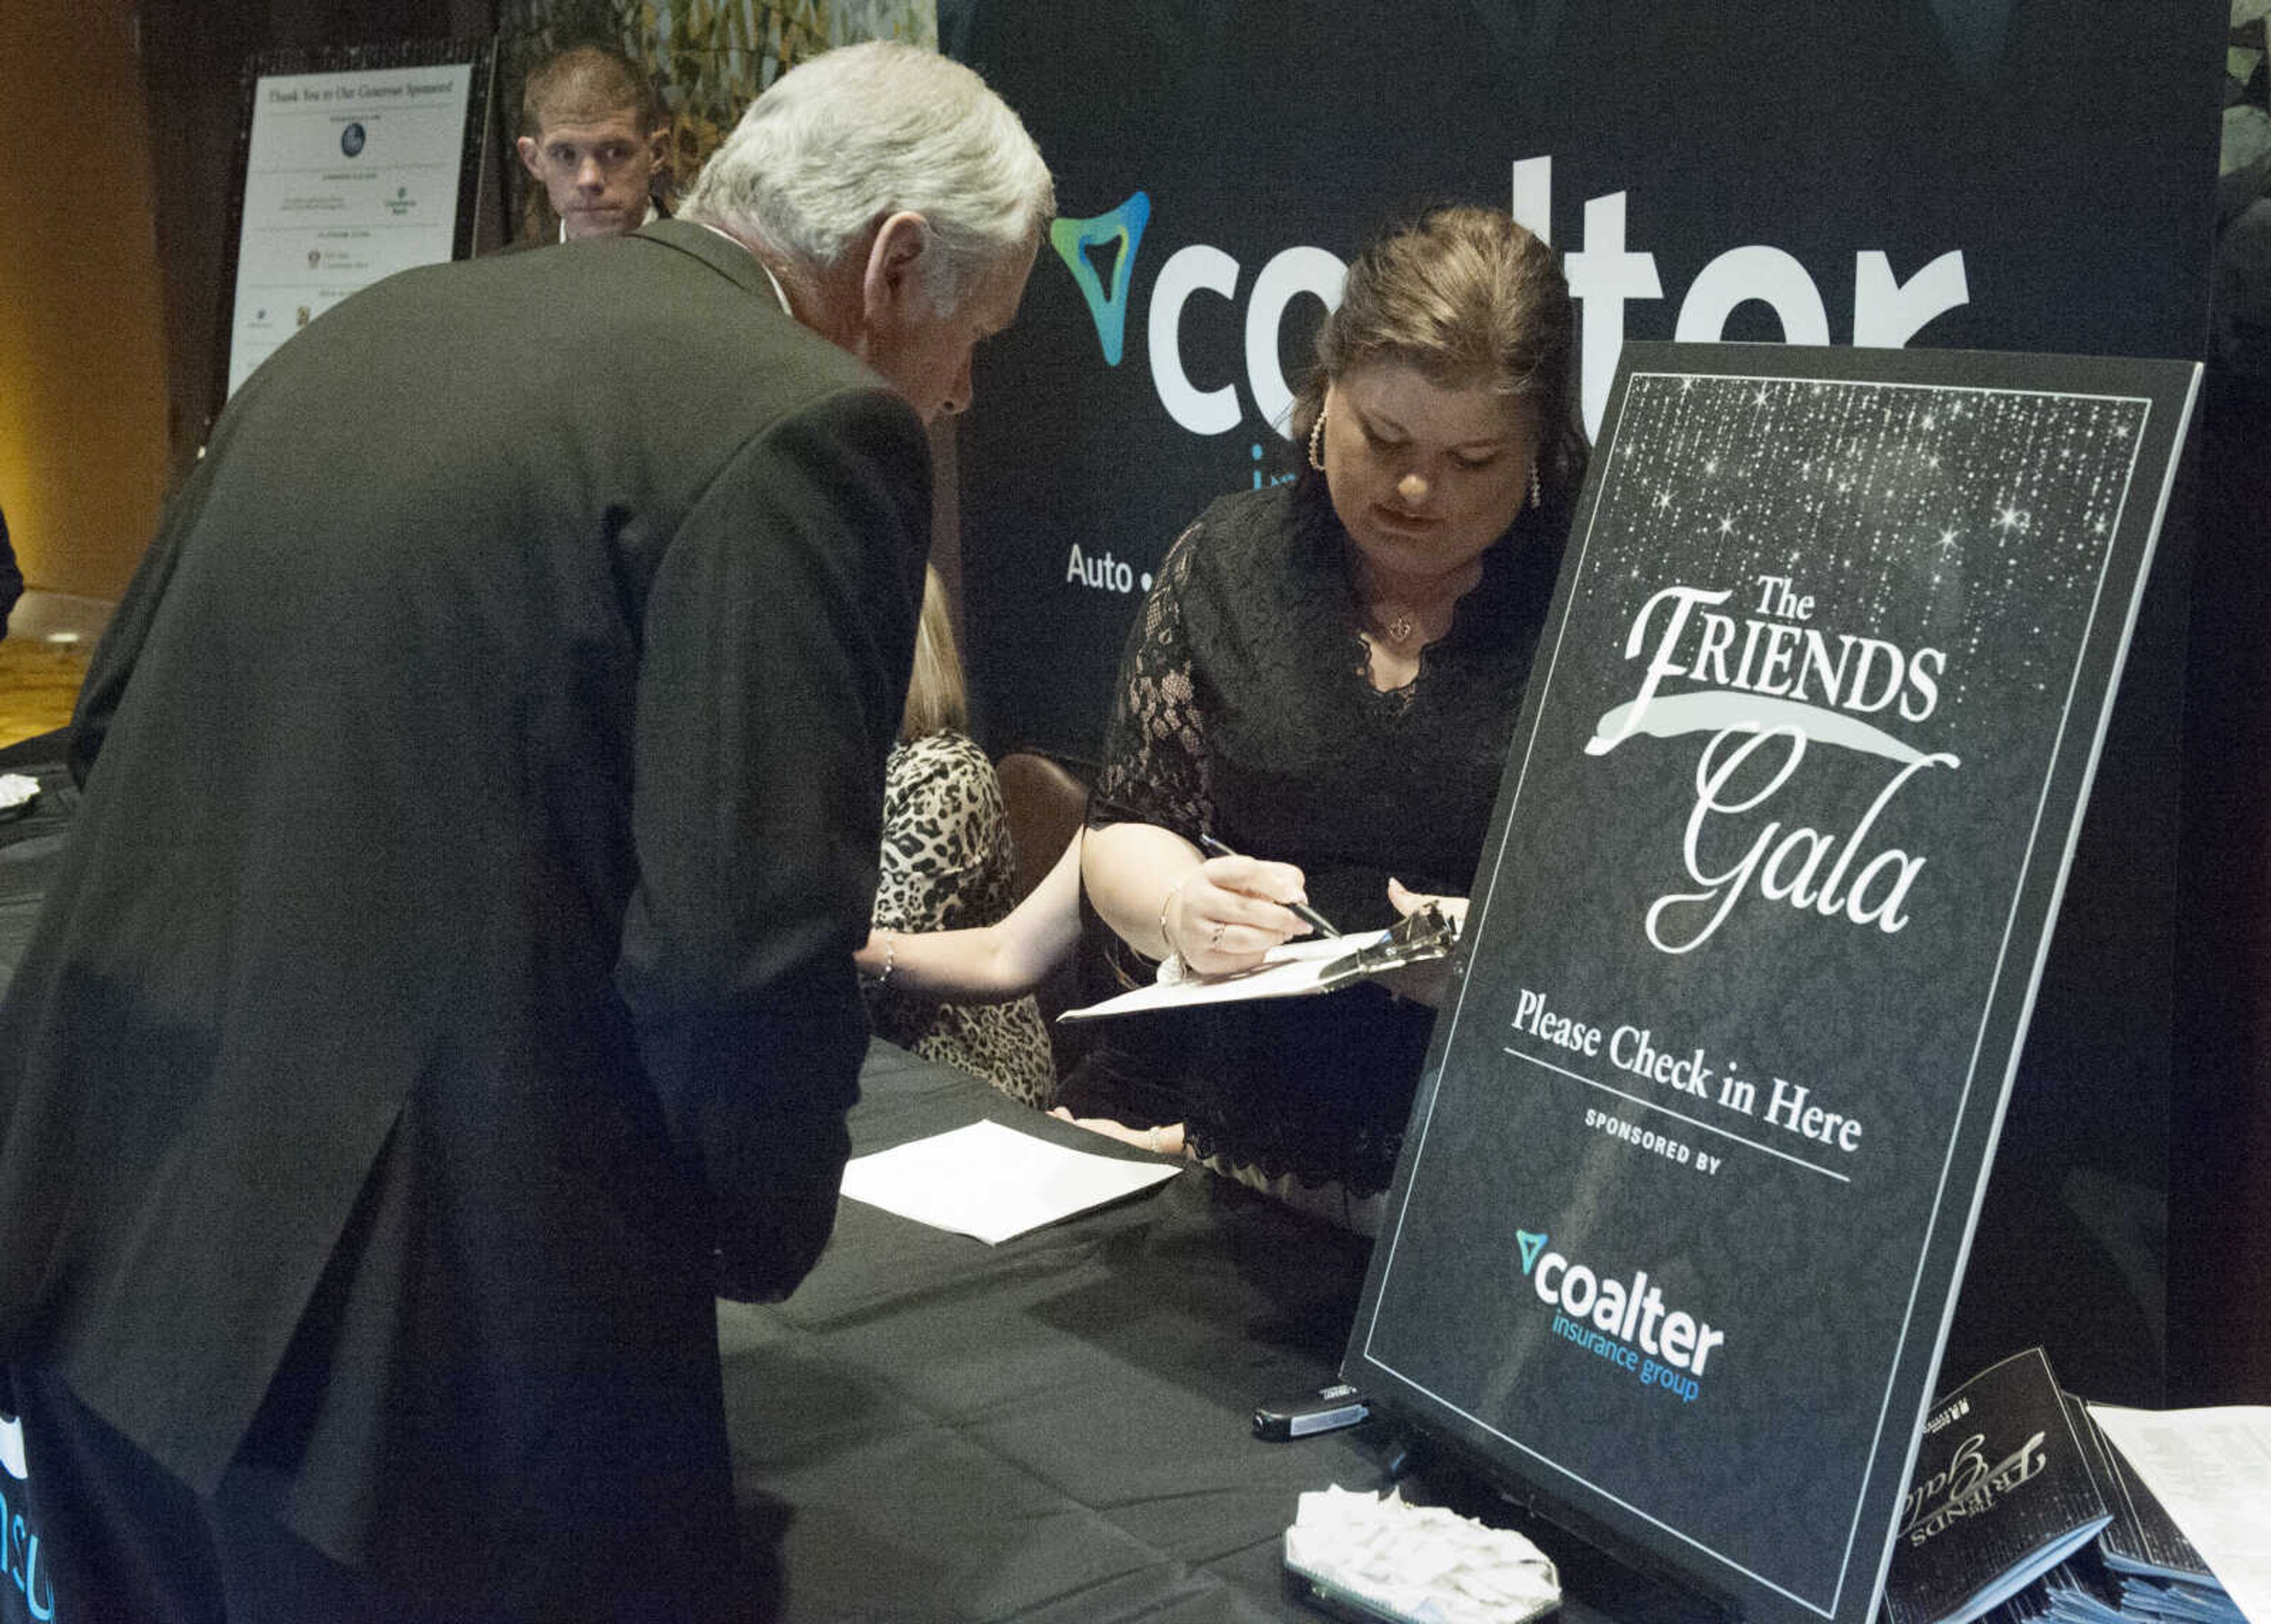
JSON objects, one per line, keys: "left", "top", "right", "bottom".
{"left": 0, "top": 40, "right": 1049, "bottom": 1623}
{"left": 0, "top": 500, "right": 21, "bottom": 637}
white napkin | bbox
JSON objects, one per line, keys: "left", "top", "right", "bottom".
{"left": 1283, "top": 1486, "right": 1561, "bottom": 1623}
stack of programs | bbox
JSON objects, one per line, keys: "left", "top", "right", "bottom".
{"left": 1879, "top": 1349, "right": 2251, "bottom": 1624}
{"left": 1882, "top": 1350, "right": 2111, "bottom": 1624}
{"left": 2063, "top": 1396, "right": 2245, "bottom": 1624}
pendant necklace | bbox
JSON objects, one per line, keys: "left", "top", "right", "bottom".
{"left": 1360, "top": 559, "right": 1479, "bottom": 649}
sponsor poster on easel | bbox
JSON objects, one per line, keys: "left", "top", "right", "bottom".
{"left": 1345, "top": 342, "right": 2197, "bottom": 1624}
{"left": 222, "top": 46, "right": 491, "bottom": 400}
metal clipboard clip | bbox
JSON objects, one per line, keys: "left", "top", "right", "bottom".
{"left": 1314, "top": 902, "right": 1462, "bottom": 992}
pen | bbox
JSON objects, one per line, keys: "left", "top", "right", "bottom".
{"left": 1196, "top": 832, "right": 1341, "bottom": 939}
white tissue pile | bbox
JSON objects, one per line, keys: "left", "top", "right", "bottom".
{"left": 1282, "top": 1486, "right": 1561, "bottom": 1624}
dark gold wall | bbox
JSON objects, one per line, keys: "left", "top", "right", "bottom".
{"left": 0, "top": 1, "right": 172, "bottom": 601}
{"left": 0, "top": 1, "right": 488, "bottom": 606}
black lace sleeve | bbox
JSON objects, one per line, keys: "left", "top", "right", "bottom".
{"left": 1086, "top": 522, "right": 1212, "bottom": 843}
{"left": 1060, "top": 483, "right": 1567, "bottom": 1198}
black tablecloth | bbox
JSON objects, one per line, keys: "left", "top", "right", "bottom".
{"left": 733, "top": 1041, "right": 1723, "bottom": 1623}
{"left": 0, "top": 725, "right": 1718, "bottom": 1619}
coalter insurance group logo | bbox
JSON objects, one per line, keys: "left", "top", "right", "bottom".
{"left": 1051, "top": 191, "right": 1150, "bottom": 367}
{"left": 1044, "top": 188, "right": 1328, "bottom": 600}
{"left": 1044, "top": 184, "right": 1344, "bottom": 452}
{"left": 1044, "top": 186, "right": 1343, "bottom": 449}
{"left": 1518, "top": 1226, "right": 1725, "bottom": 1405}
{"left": 1040, "top": 171, "right": 1974, "bottom": 620}
{"left": 1045, "top": 164, "right": 1975, "bottom": 450}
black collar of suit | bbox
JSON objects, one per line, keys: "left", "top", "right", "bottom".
{"left": 635, "top": 218, "right": 789, "bottom": 312}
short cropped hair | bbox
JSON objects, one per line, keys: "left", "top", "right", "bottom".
{"left": 680, "top": 41, "right": 1053, "bottom": 309}
{"left": 520, "top": 43, "right": 664, "bottom": 140}
{"left": 1291, "top": 206, "right": 1588, "bottom": 507}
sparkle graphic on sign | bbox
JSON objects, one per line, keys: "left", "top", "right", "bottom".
{"left": 1578, "top": 375, "right": 2150, "bottom": 719}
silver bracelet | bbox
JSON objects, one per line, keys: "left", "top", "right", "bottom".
{"left": 872, "top": 928, "right": 896, "bottom": 987}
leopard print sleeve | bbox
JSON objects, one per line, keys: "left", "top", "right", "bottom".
{"left": 865, "top": 730, "right": 1057, "bottom": 1108}
{"left": 871, "top": 731, "right": 1014, "bottom": 936}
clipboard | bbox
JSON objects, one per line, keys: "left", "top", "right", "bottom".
{"left": 1059, "top": 904, "right": 1461, "bottom": 1023}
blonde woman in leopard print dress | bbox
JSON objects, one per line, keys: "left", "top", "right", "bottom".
{"left": 854, "top": 569, "right": 1078, "bottom": 1108}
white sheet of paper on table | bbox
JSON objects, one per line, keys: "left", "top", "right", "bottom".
{"left": 838, "top": 1118, "right": 1181, "bottom": 1244}
{"left": 2087, "top": 1402, "right": 2271, "bottom": 1623}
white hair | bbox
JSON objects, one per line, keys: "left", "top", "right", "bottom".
{"left": 681, "top": 41, "right": 1053, "bottom": 309}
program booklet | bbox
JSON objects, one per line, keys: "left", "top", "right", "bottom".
{"left": 2065, "top": 1397, "right": 2217, "bottom": 1589}
{"left": 2063, "top": 1398, "right": 2243, "bottom": 1624}
{"left": 2081, "top": 1404, "right": 2260, "bottom": 1624}
{"left": 1881, "top": 1350, "right": 2113, "bottom": 1624}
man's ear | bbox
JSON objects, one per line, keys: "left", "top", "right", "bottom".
{"left": 645, "top": 124, "right": 672, "bottom": 183}
{"left": 859, "top": 211, "right": 933, "bottom": 324}
{"left": 515, "top": 134, "right": 544, "bottom": 180}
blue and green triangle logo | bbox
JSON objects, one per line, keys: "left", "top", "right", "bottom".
{"left": 1049, "top": 191, "right": 1150, "bottom": 366}
{"left": 1516, "top": 1230, "right": 1549, "bottom": 1275}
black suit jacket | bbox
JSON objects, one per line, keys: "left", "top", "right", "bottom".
{"left": 0, "top": 503, "right": 20, "bottom": 637}
{"left": 0, "top": 221, "right": 928, "bottom": 1616}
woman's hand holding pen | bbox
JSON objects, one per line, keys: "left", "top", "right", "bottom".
{"left": 1162, "top": 852, "right": 1314, "bottom": 976}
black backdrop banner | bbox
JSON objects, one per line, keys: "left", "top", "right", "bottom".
{"left": 946, "top": 1, "right": 2223, "bottom": 1431}
{"left": 948, "top": 2, "right": 2221, "bottom": 766}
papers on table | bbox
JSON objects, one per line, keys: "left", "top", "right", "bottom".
{"left": 2087, "top": 1403, "right": 2271, "bottom": 1624}
{"left": 1058, "top": 930, "right": 1389, "bottom": 1023}
{"left": 838, "top": 1119, "right": 1180, "bottom": 1244}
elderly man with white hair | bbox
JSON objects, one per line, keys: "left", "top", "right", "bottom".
{"left": 0, "top": 41, "right": 1050, "bottom": 1624}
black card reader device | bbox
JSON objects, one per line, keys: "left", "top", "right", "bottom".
{"left": 1253, "top": 1383, "right": 1370, "bottom": 1441}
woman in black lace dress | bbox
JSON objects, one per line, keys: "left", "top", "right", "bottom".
{"left": 1074, "top": 206, "right": 1589, "bottom": 1227}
